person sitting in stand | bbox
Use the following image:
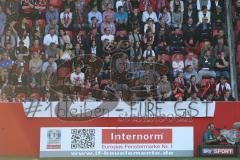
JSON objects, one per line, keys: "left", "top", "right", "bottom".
{"left": 88, "top": 5, "right": 103, "bottom": 26}
{"left": 60, "top": 6, "right": 73, "bottom": 30}
{"left": 172, "top": 54, "right": 184, "bottom": 77}
{"left": 186, "top": 91, "right": 201, "bottom": 101}
{"left": 158, "top": 7, "right": 171, "bottom": 26}
{"left": 129, "top": 27, "right": 142, "bottom": 44}
{"left": 143, "top": 29, "right": 155, "bottom": 46}
{"left": 218, "top": 90, "right": 236, "bottom": 101}
{"left": 185, "top": 51, "right": 199, "bottom": 71}
{"left": 203, "top": 123, "right": 221, "bottom": 145}
{"left": 101, "top": 15, "right": 116, "bottom": 35}
{"left": 42, "top": 56, "right": 57, "bottom": 73}
{"left": 70, "top": 65, "right": 85, "bottom": 87}
{"left": 144, "top": 18, "right": 155, "bottom": 34}
{"left": 184, "top": 38, "right": 200, "bottom": 56}
{"left": 197, "top": 16, "right": 212, "bottom": 41}
{"left": 184, "top": 65, "right": 200, "bottom": 84}
{"left": 169, "top": 27, "right": 184, "bottom": 52}
{"left": 157, "top": 75, "right": 172, "bottom": 101}
{"left": 59, "top": 43, "right": 73, "bottom": 61}
{"left": 198, "top": 5, "right": 211, "bottom": 24}
{"left": 43, "top": 28, "right": 59, "bottom": 47}
{"left": 215, "top": 76, "right": 231, "bottom": 99}
{"left": 128, "top": 7, "right": 141, "bottom": 30}
{"left": 172, "top": 71, "right": 185, "bottom": 99}
{"left": 142, "top": 5, "right": 158, "bottom": 23}
{"left": 116, "top": 6, "right": 128, "bottom": 28}
{"left": 16, "top": 41, "right": 29, "bottom": 61}
{"left": 143, "top": 45, "right": 155, "bottom": 62}
{"left": 101, "top": 27, "right": 115, "bottom": 43}
{"left": 215, "top": 51, "right": 230, "bottom": 79}
{"left": 198, "top": 50, "right": 216, "bottom": 82}
{"left": 186, "top": 75, "right": 200, "bottom": 96}
{"left": 201, "top": 77, "right": 217, "bottom": 98}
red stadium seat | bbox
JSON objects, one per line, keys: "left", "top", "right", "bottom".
{"left": 30, "top": 93, "right": 41, "bottom": 100}
{"left": 65, "top": 30, "right": 73, "bottom": 39}
{"left": 57, "top": 67, "right": 71, "bottom": 78}
{"left": 171, "top": 53, "right": 184, "bottom": 61}
{"left": 18, "top": 93, "right": 26, "bottom": 101}
{"left": 162, "top": 54, "right": 171, "bottom": 62}
{"left": 212, "top": 29, "right": 219, "bottom": 37}
{"left": 57, "top": 67, "right": 71, "bottom": 86}
{"left": 25, "top": 19, "right": 33, "bottom": 28}
{"left": 201, "top": 78, "right": 210, "bottom": 87}
{"left": 50, "top": 0, "right": 62, "bottom": 8}
{"left": 235, "top": 20, "right": 240, "bottom": 34}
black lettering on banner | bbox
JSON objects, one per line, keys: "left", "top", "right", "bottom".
{"left": 44, "top": 102, "right": 53, "bottom": 117}
{"left": 202, "top": 101, "right": 212, "bottom": 117}
{"left": 25, "top": 101, "right": 42, "bottom": 117}
{"left": 174, "top": 101, "right": 186, "bottom": 117}
{"left": 188, "top": 101, "right": 199, "bottom": 117}
{"left": 146, "top": 101, "right": 155, "bottom": 117}
{"left": 156, "top": 101, "right": 164, "bottom": 117}
{"left": 130, "top": 101, "right": 137, "bottom": 117}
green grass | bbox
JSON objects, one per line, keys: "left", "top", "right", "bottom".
{"left": 0, "top": 158, "right": 240, "bottom": 160}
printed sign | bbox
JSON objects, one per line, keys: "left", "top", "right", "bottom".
{"left": 200, "top": 145, "right": 238, "bottom": 157}
{"left": 24, "top": 101, "right": 215, "bottom": 118}
{"left": 40, "top": 127, "right": 193, "bottom": 157}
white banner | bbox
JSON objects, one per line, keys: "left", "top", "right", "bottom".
{"left": 40, "top": 127, "right": 193, "bottom": 157}
{"left": 23, "top": 101, "right": 215, "bottom": 118}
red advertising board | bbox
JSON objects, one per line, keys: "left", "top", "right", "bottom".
{"left": 102, "top": 129, "right": 172, "bottom": 144}
{"left": 0, "top": 102, "right": 239, "bottom": 157}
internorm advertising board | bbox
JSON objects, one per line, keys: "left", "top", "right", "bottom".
{"left": 40, "top": 127, "right": 193, "bottom": 157}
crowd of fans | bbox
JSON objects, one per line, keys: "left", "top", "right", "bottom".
{"left": 0, "top": 0, "right": 235, "bottom": 102}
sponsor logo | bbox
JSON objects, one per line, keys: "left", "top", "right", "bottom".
{"left": 213, "top": 148, "right": 234, "bottom": 155}
{"left": 202, "top": 148, "right": 213, "bottom": 154}
{"left": 202, "top": 148, "right": 235, "bottom": 156}
{"left": 47, "top": 129, "right": 61, "bottom": 149}
{"left": 102, "top": 129, "right": 172, "bottom": 144}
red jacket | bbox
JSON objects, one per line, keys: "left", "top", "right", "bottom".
{"left": 139, "top": 0, "right": 157, "bottom": 12}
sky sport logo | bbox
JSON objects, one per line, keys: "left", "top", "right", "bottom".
{"left": 202, "top": 148, "right": 235, "bottom": 156}
{"left": 47, "top": 129, "right": 61, "bottom": 149}
{"left": 102, "top": 129, "right": 172, "bottom": 144}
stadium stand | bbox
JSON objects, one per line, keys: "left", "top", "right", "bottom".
{"left": 0, "top": 0, "right": 237, "bottom": 102}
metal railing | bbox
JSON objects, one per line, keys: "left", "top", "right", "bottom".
{"left": 226, "top": 0, "right": 239, "bottom": 100}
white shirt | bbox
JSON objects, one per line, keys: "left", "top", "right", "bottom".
{"left": 91, "top": 47, "right": 96, "bottom": 54}
{"left": 17, "top": 36, "right": 30, "bottom": 48}
{"left": 60, "top": 12, "right": 73, "bottom": 20}
{"left": 216, "top": 82, "right": 231, "bottom": 93}
{"left": 143, "top": 50, "right": 155, "bottom": 58}
{"left": 172, "top": 60, "right": 184, "bottom": 72}
{"left": 144, "top": 23, "right": 155, "bottom": 33}
{"left": 198, "top": 11, "right": 211, "bottom": 24}
{"left": 197, "top": 0, "right": 211, "bottom": 11}
{"left": 43, "top": 34, "right": 59, "bottom": 46}
{"left": 101, "top": 34, "right": 115, "bottom": 42}
{"left": 116, "top": 0, "right": 124, "bottom": 11}
{"left": 70, "top": 72, "right": 85, "bottom": 86}
{"left": 142, "top": 11, "right": 158, "bottom": 23}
